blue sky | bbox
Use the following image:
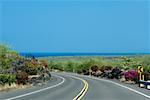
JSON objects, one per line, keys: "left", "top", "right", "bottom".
{"left": 0, "top": 0, "right": 150, "bottom": 53}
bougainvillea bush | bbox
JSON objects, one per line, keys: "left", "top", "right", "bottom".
{"left": 124, "top": 69, "right": 138, "bottom": 82}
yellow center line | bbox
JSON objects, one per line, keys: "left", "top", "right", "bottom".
{"left": 73, "top": 78, "right": 89, "bottom": 100}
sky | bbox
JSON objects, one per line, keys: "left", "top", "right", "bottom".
{"left": 0, "top": 0, "right": 150, "bottom": 53}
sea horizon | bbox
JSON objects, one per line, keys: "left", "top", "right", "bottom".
{"left": 19, "top": 52, "right": 150, "bottom": 57}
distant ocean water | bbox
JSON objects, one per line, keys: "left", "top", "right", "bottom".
{"left": 19, "top": 52, "right": 149, "bottom": 57}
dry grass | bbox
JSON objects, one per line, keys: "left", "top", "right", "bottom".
{"left": 0, "top": 83, "right": 31, "bottom": 92}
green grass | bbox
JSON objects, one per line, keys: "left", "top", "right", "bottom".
{"left": 39, "top": 55, "right": 150, "bottom": 73}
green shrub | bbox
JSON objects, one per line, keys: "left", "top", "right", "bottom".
{"left": 25, "top": 61, "right": 38, "bottom": 75}
{"left": 27, "top": 67, "right": 37, "bottom": 75}
{"left": 47, "top": 56, "right": 150, "bottom": 73}
{"left": 50, "top": 62, "right": 64, "bottom": 71}
{"left": 64, "top": 61, "right": 75, "bottom": 72}
{"left": 0, "top": 74, "right": 16, "bottom": 85}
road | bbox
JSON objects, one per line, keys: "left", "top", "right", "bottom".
{"left": 0, "top": 72, "right": 150, "bottom": 100}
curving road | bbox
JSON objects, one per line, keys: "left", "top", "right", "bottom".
{"left": 0, "top": 74, "right": 84, "bottom": 100}
{"left": 0, "top": 72, "right": 150, "bottom": 100}
{"left": 71, "top": 73, "right": 150, "bottom": 100}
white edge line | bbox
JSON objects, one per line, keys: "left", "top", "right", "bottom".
{"left": 4, "top": 74, "right": 65, "bottom": 100}
{"left": 64, "top": 72, "right": 150, "bottom": 99}
{"left": 84, "top": 75, "right": 150, "bottom": 99}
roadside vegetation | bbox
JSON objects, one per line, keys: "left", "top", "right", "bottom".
{"left": 0, "top": 44, "right": 51, "bottom": 91}
{"left": 44, "top": 55, "right": 150, "bottom": 82}
{"left": 0, "top": 44, "right": 150, "bottom": 90}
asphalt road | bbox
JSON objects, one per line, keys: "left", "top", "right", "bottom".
{"left": 73, "top": 73, "right": 150, "bottom": 100}
{"left": 0, "top": 72, "right": 150, "bottom": 100}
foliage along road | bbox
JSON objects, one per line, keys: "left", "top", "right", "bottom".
{"left": 0, "top": 72, "right": 150, "bottom": 100}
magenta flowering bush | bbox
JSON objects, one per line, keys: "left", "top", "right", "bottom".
{"left": 124, "top": 69, "right": 138, "bottom": 82}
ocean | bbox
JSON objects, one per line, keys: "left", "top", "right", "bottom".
{"left": 19, "top": 52, "right": 149, "bottom": 57}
